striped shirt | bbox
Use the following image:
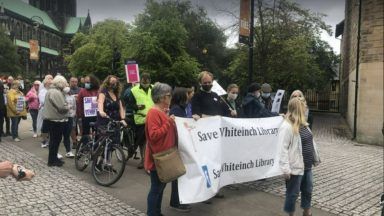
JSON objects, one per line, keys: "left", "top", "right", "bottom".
{"left": 300, "top": 126, "right": 314, "bottom": 170}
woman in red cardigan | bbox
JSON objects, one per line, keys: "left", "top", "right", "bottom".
{"left": 144, "top": 82, "right": 175, "bottom": 216}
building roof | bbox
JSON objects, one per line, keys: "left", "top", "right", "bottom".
{"left": 1, "top": 0, "right": 59, "bottom": 31}
{"left": 64, "top": 17, "right": 87, "bottom": 34}
{"left": 15, "top": 39, "right": 59, "bottom": 56}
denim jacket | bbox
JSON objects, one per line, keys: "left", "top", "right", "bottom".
{"left": 278, "top": 120, "right": 321, "bottom": 175}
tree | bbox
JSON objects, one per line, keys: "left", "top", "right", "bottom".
{"left": 223, "top": 0, "right": 338, "bottom": 93}
{"left": 66, "top": 19, "right": 131, "bottom": 78}
{"left": 0, "top": 28, "right": 21, "bottom": 75}
{"left": 128, "top": 0, "right": 228, "bottom": 86}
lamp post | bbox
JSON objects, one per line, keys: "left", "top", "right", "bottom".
{"left": 31, "top": 16, "right": 44, "bottom": 80}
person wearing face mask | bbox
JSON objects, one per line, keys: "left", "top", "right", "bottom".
{"left": 222, "top": 84, "right": 242, "bottom": 118}
{"left": 126, "top": 73, "right": 154, "bottom": 169}
{"left": 25, "top": 80, "right": 41, "bottom": 138}
{"left": 191, "top": 71, "right": 225, "bottom": 201}
{"left": 261, "top": 83, "right": 273, "bottom": 111}
{"left": 191, "top": 71, "right": 224, "bottom": 120}
{"left": 62, "top": 84, "right": 76, "bottom": 158}
{"left": 97, "top": 75, "right": 127, "bottom": 128}
{"left": 242, "top": 82, "right": 278, "bottom": 118}
{"left": 76, "top": 74, "right": 100, "bottom": 141}
{"left": 43, "top": 75, "right": 70, "bottom": 167}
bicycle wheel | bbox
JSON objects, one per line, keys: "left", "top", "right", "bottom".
{"left": 75, "top": 140, "right": 91, "bottom": 171}
{"left": 91, "top": 145, "right": 126, "bottom": 186}
{"left": 121, "top": 127, "right": 136, "bottom": 161}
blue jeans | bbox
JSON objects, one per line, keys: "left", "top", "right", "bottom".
{"left": 147, "top": 170, "right": 167, "bottom": 216}
{"left": 284, "top": 169, "right": 313, "bottom": 213}
{"left": 11, "top": 117, "right": 21, "bottom": 139}
{"left": 29, "top": 109, "right": 38, "bottom": 133}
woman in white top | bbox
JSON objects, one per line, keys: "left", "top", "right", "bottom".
{"left": 278, "top": 97, "right": 321, "bottom": 216}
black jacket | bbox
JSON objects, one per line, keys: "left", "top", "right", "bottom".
{"left": 242, "top": 93, "right": 278, "bottom": 118}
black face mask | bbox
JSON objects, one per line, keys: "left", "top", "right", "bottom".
{"left": 18, "top": 86, "right": 23, "bottom": 91}
{"left": 201, "top": 84, "right": 212, "bottom": 92}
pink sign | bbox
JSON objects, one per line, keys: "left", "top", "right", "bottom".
{"left": 125, "top": 64, "right": 140, "bottom": 83}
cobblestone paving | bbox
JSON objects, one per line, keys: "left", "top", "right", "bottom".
{"left": 0, "top": 141, "right": 145, "bottom": 216}
{"left": 243, "top": 113, "right": 384, "bottom": 216}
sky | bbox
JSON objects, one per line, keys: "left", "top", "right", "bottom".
{"left": 76, "top": 0, "right": 345, "bottom": 53}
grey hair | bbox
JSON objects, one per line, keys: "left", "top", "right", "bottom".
{"left": 151, "top": 82, "right": 172, "bottom": 103}
{"left": 52, "top": 75, "right": 68, "bottom": 90}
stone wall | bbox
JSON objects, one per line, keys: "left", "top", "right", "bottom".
{"left": 340, "top": 0, "right": 384, "bottom": 145}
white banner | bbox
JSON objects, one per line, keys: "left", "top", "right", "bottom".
{"left": 175, "top": 116, "right": 284, "bottom": 204}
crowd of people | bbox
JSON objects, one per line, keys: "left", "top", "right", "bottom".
{"left": 0, "top": 71, "right": 318, "bottom": 216}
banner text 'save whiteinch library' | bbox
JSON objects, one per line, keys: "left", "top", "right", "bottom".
{"left": 175, "top": 116, "right": 284, "bottom": 204}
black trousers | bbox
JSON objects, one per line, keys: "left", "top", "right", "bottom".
{"left": 47, "top": 120, "right": 66, "bottom": 164}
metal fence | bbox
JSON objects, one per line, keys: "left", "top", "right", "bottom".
{"left": 282, "top": 91, "right": 340, "bottom": 113}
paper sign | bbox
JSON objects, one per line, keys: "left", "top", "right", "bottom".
{"left": 271, "top": 89, "right": 285, "bottom": 113}
{"left": 125, "top": 64, "right": 140, "bottom": 83}
{"left": 16, "top": 96, "right": 25, "bottom": 112}
{"left": 83, "top": 96, "right": 98, "bottom": 117}
{"left": 211, "top": 80, "right": 226, "bottom": 96}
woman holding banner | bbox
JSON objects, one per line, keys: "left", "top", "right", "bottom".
{"left": 168, "top": 87, "right": 192, "bottom": 212}
{"left": 222, "top": 84, "right": 241, "bottom": 118}
{"left": 278, "top": 97, "right": 321, "bottom": 216}
{"left": 145, "top": 82, "right": 176, "bottom": 216}
{"left": 6, "top": 80, "right": 27, "bottom": 142}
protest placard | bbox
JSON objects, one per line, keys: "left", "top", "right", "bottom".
{"left": 83, "top": 96, "right": 98, "bottom": 117}
{"left": 16, "top": 96, "right": 25, "bottom": 112}
{"left": 211, "top": 80, "right": 227, "bottom": 96}
{"left": 271, "top": 89, "right": 285, "bottom": 113}
{"left": 125, "top": 64, "right": 140, "bottom": 83}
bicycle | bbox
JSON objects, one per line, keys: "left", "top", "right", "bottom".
{"left": 120, "top": 114, "right": 139, "bottom": 161}
{"left": 75, "top": 118, "right": 126, "bottom": 186}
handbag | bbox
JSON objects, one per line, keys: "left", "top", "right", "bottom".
{"left": 151, "top": 146, "right": 186, "bottom": 183}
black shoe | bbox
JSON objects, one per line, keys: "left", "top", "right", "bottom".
{"left": 170, "top": 204, "right": 191, "bottom": 212}
{"left": 202, "top": 200, "right": 212, "bottom": 204}
{"left": 5, "top": 132, "right": 11, "bottom": 137}
{"left": 214, "top": 193, "right": 224, "bottom": 198}
{"left": 48, "top": 161, "right": 64, "bottom": 167}
{"left": 137, "top": 161, "right": 144, "bottom": 169}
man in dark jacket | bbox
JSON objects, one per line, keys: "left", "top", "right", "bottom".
{"left": 242, "top": 82, "right": 278, "bottom": 118}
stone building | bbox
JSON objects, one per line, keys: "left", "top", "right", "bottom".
{"left": 336, "top": 0, "right": 383, "bottom": 145}
{"left": 0, "top": 0, "right": 91, "bottom": 78}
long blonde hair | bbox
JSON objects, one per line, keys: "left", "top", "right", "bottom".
{"left": 285, "top": 97, "right": 309, "bottom": 134}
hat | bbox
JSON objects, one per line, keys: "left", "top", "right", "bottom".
{"left": 247, "top": 82, "right": 261, "bottom": 93}
{"left": 261, "top": 83, "right": 272, "bottom": 93}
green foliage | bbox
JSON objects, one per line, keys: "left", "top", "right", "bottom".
{"left": 224, "top": 0, "right": 338, "bottom": 93}
{"left": 0, "top": 28, "right": 21, "bottom": 75}
{"left": 66, "top": 19, "right": 131, "bottom": 78}
{"left": 128, "top": 0, "right": 227, "bottom": 86}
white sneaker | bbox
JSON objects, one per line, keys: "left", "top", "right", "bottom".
{"left": 65, "top": 152, "right": 75, "bottom": 158}
{"left": 57, "top": 153, "right": 63, "bottom": 159}
{"left": 41, "top": 142, "right": 48, "bottom": 148}
{"left": 33, "top": 134, "right": 37, "bottom": 138}
{"left": 14, "top": 138, "right": 21, "bottom": 142}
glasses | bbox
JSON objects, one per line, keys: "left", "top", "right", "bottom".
{"left": 164, "top": 94, "right": 172, "bottom": 98}
{"left": 202, "top": 81, "right": 212, "bottom": 85}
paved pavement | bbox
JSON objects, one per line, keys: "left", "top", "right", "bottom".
{"left": 0, "top": 113, "right": 382, "bottom": 216}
